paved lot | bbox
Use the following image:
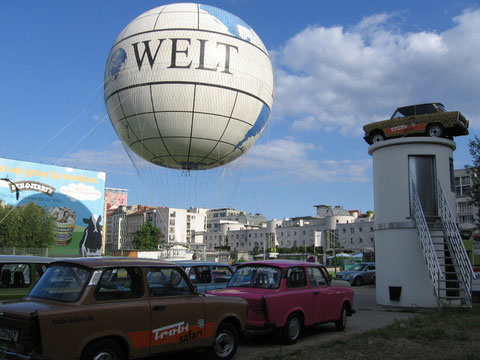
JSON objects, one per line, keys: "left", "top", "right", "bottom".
{"left": 151, "top": 285, "right": 420, "bottom": 360}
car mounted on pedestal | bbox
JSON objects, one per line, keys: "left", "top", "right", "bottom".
{"left": 363, "top": 103, "right": 469, "bottom": 145}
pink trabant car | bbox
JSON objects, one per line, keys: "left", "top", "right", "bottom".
{"left": 207, "top": 260, "right": 355, "bottom": 344}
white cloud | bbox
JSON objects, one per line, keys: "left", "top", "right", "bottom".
{"left": 273, "top": 8, "right": 480, "bottom": 134}
{"left": 54, "top": 141, "right": 133, "bottom": 172}
{"left": 60, "top": 183, "right": 102, "bottom": 202}
{"left": 245, "top": 138, "right": 371, "bottom": 183}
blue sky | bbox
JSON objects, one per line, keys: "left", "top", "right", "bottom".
{"left": 1, "top": 0, "right": 480, "bottom": 220}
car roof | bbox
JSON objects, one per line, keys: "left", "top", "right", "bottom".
{"left": 237, "top": 260, "right": 323, "bottom": 268}
{"left": 172, "top": 260, "right": 231, "bottom": 267}
{"left": 0, "top": 255, "right": 54, "bottom": 264}
{"left": 396, "top": 103, "right": 444, "bottom": 112}
{"left": 48, "top": 257, "right": 178, "bottom": 269}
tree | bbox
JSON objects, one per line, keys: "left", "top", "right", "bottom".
{"left": 466, "top": 135, "right": 480, "bottom": 225}
{"left": 132, "top": 221, "right": 165, "bottom": 250}
{"left": 0, "top": 202, "right": 55, "bottom": 248}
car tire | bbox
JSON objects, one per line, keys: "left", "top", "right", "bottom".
{"left": 335, "top": 304, "right": 348, "bottom": 331}
{"left": 370, "top": 131, "right": 385, "bottom": 144}
{"left": 353, "top": 276, "right": 363, "bottom": 286}
{"left": 81, "top": 339, "right": 124, "bottom": 360}
{"left": 427, "top": 124, "right": 444, "bottom": 138}
{"left": 280, "top": 312, "right": 303, "bottom": 345}
{"left": 207, "top": 322, "right": 239, "bottom": 360}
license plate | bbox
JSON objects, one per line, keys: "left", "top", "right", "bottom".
{"left": 0, "top": 327, "right": 19, "bottom": 342}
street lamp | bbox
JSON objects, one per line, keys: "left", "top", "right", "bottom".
{"left": 0, "top": 178, "right": 19, "bottom": 200}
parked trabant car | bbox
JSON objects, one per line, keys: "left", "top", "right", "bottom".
{"left": 363, "top": 103, "right": 469, "bottom": 144}
{"left": 335, "top": 262, "right": 376, "bottom": 286}
{"left": 173, "top": 260, "right": 234, "bottom": 292}
{"left": 0, "top": 257, "right": 248, "bottom": 360}
{"left": 0, "top": 255, "right": 53, "bottom": 301}
{"left": 207, "top": 260, "right": 354, "bottom": 344}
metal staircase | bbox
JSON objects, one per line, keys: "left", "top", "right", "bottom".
{"left": 410, "top": 180, "right": 475, "bottom": 308}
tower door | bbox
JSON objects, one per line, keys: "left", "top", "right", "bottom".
{"left": 409, "top": 155, "right": 437, "bottom": 217}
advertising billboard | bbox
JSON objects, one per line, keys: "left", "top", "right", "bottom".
{"left": 0, "top": 157, "right": 106, "bottom": 257}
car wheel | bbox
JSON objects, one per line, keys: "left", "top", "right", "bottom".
{"left": 280, "top": 312, "right": 303, "bottom": 345}
{"left": 207, "top": 322, "right": 239, "bottom": 360}
{"left": 427, "top": 124, "right": 444, "bottom": 138}
{"left": 335, "top": 304, "right": 348, "bottom": 331}
{"left": 370, "top": 131, "right": 385, "bottom": 144}
{"left": 81, "top": 339, "right": 124, "bottom": 360}
{"left": 353, "top": 276, "right": 363, "bottom": 286}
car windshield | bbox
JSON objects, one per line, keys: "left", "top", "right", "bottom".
{"left": 349, "top": 263, "right": 368, "bottom": 271}
{"left": 29, "top": 264, "right": 90, "bottom": 302}
{"left": 228, "top": 266, "right": 281, "bottom": 289}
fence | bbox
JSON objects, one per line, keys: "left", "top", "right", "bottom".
{"left": 0, "top": 248, "right": 52, "bottom": 257}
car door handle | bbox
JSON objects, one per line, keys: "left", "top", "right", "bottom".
{"left": 153, "top": 305, "right": 166, "bottom": 311}
{"left": 313, "top": 291, "right": 319, "bottom": 295}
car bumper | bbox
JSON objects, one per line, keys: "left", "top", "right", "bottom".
{"left": 246, "top": 320, "right": 276, "bottom": 329}
{"left": 0, "top": 349, "right": 45, "bottom": 360}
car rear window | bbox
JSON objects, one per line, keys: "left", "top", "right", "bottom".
{"left": 29, "top": 265, "right": 90, "bottom": 302}
{"left": 229, "top": 266, "right": 281, "bottom": 289}
{"left": 0, "top": 264, "right": 32, "bottom": 288}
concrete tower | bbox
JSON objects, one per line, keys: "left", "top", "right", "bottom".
{"left": 370, "top": 137, "right": 473, "bottom": 308}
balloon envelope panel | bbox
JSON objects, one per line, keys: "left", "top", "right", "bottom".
{"left": 104, "top": 3, "right": 274, "bottom": 170}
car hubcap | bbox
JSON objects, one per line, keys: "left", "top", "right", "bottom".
{"left": 215, "top": 330, "right": 234, "bottom": 357}
{"left": 342, "top": 309, "right": 347, "bottom": 328}
{"left": 93, "top": 352, "right": 115, "bottom": 360}
{"left": 288, "top": 317, "right": 300, "bottom": 340}
{"left": 429, "top": 126, "right": 442, "bottom": 137}
{"left": 372, "top": 134, "right": 384, "bottom": 143}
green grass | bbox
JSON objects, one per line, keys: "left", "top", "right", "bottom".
{"left": 257, "top": 304, "right": 480, "bottom": 360}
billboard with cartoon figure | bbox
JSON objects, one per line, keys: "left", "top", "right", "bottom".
{"left": 0, "top": 157, "right": 106, "bottom": 257}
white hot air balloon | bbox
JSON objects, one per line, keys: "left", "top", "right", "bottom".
{"left": 104, "top": 3, "right": 274, "bottom": 171}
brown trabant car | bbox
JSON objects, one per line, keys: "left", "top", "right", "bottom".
{"left": 0, "top": 257, "right": 247, "bottom": 360}
{"left": 363, "top": 103, "right": 469, "bottom": 144}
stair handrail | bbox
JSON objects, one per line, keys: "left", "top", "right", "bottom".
{"left": 410, "top": 181, "right": 443, "bottom": 299}
{"left": 437, "top": 180, "right": 474, "bottom": 306}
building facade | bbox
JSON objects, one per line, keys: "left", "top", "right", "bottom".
{"left": 454, "top": 168, "right": 478, "bottom": 230}
{"left": 202, "top": 205, "right": 375, "bottom": 256}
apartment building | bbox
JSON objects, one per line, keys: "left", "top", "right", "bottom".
{"left": 206, "top": 208, "right": 267, "bottom": 231}
{"left": 202, "top": 206, "right": 375, "bottom": 255}
{"left": 454, "top": 168, "right": 478, "bottom": 230}
{"left": 146, "top": 207, "right": 208, "bottom": 246}
{"left": 105, "top": 204, "right": 146, "bottom": 251}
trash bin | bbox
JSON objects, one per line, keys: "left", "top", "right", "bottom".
{"left": 389, "top": 286, "right": 402, "bottom": 301}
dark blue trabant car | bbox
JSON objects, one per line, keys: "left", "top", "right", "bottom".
{"left": 173, "top": 261, "right": 234, "bottom": 292}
